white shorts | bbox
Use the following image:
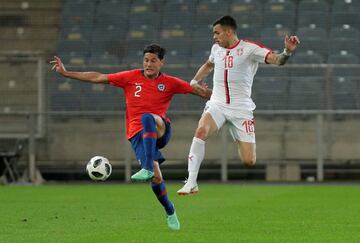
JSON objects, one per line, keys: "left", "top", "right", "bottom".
{"left": 203, "top": 100, "right": 256, "bottom": 143}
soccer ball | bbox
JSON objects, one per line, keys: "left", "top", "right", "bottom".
{"left": 86, "top": 156, "right": 112, "bottom": 181}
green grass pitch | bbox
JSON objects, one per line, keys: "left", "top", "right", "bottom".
{"left": 0, "top": 183, "right": 359, "bottom": 243}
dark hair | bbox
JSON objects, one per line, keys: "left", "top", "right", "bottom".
{"left": 212, "top": 15, "right": 237, "bottom": 30}
{"left": 143, "top": 44, "right": 166, "bottom": 60}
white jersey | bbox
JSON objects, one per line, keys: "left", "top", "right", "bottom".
{"left": 208, "top": 40, "right": 271, "bottom": 111}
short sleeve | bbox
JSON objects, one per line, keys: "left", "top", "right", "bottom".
{"left": 208, "top": 44, "right": 217, "bottom": 63}
{"left": 107, "top": 70, "right": 133, "bottom": 88}
{"left": 169, "top": 76, "right": 193, "bottom": 94}
{"left": 249, "top": 42, "right": 272, "bottom": 64}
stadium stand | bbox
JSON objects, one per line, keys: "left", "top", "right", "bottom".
{"left": 16, "top": 0, "right": 359, "bottom": 113}
{"left": 331, "top": 76, "right": 359, "bottom": 110}
{"left": 263, "top": 0, "right": 296, "bottom": 29}
{"left": 298, "top": 0, "right": 330, "bottom": 29}
{"left": 288, "top": 77, "right": 325, "bottom": 110}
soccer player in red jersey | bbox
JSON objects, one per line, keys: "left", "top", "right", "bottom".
{"left": 50, "top": 44, "right": 211, "bottom": 230}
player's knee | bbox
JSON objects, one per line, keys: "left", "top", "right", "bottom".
{"left": 195, "top": 126, "right": 209, "bottom": 140}
{"left": 242, "top": 157, "right": 256, "bottom": 166}
{"left": 141, "top": 113, "right": 154, "bottom": 125}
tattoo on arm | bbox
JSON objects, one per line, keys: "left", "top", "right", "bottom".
{"left": 277, "top": 49, "right": 292, "bottom": 66}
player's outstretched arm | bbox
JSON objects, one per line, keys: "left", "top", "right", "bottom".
{"left": 265, "top": 35, "right": 300, "bottom": 66}
{"left": 49, "top": 56, "right": 108, "bottom": 84}
{"left": 192, "top": 60, "right": 214, "bottom": 83}
{"left": 190, "top": 60, "right": 214, "bottom": 98}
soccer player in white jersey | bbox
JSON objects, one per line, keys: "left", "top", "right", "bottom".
{"left": 177, "top": 15, "right": 300, "bottom": 195}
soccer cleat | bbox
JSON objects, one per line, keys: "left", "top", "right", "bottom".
{"left": 130, "top": 168, "right": 154, "bottom": 181}
{"left": 177, "top": 180, "right": 199, "bottom": 195}
{"left": 167, "top": 211, "right": 180, "bottom": 230}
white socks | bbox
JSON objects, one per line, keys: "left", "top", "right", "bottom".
{"left": 187, "top": 137, "right": 205, "bottom": 184}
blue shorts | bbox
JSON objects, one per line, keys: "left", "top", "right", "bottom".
{"left": 129, "top": 119, "right": 172, "bottom": 165}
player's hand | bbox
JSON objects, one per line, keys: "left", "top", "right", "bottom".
{"left": 199, "top": 80, "right": 209, "bottom": 90}
{"left": 284, "top": 35, "right": 300, "bottom": 53}
{"left": 50, "top": 56, "right": 67, "bottom": 75}
{"left": 192, "top": 81, "right": 212, "bottom": 99}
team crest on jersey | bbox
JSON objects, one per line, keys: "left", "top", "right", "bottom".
{"left": 237, "top": 48, "right": 244, "bottom": 56}
{"left": 157, "top": 83, "right": 166, "bottom": 91}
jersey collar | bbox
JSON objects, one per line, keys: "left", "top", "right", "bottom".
{"left": 227, "top": 39, "right": 241, "bottom": 50}
{"left": 141, "top": 69, "right": 162, "bottom": 80}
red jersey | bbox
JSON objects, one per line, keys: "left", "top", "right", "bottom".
{"left": 108, "top": 69, "right": 193, "bottom": 139}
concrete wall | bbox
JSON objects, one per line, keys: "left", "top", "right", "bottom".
{"left": 39, "top": 114, "right": 360, "bottom": 164}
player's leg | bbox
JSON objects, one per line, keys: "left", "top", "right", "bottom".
{"left": 236, "top": 141, "right": 256, "bottom": 166}
{"left": 151, "top": 162, "right": 180, "bottom": 230}
{"left": 131, "top": 113, "right": 166, "bottom": 181}
{"left": 178, "top": 102, "right": 224, "bottom": 195}
{"left": 228, "top": 116, "right": 256, "bottom": 166}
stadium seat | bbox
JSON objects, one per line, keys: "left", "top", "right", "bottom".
{"left": 58, "top": 39, "right": 89, "bottom": 54}
{"left": 297, "top": 26, "right": 327, "bottom": 40}
{"left": 62, "top": 0, "right": 95, "bottom": 27}
{"left": 160, "top": 25, "right": 191, "bottom": 41}
{"left": 328, "top": 51, "right": 359, "bottom": 64}
{"left": 332, "top": 66, "right": 360, "bottom": 78}
{"left": 252, "top": 77, "right": 289, "bottom": 110}
{"left": 256, "top": 66, "right": 291, "bottom": 78}
{"left": 130, "top": 0, "right": 162, "bottom": 14}
{"left": 259, "top": 38, "right": 282, "bottom": 53}
{"left": 127, "top": 13, "right": 160, "bottom": 41}
{"left": 163, "top": 0, "right": 195, "bottom": 28}
{"left": 329, "top": 25, "right": 360, "bottom": 56}
{"left": 159, "top": 40, "right": 191, "bottom": 67}
{"left": 122, "top": 40, "right": 149, "bottom": 68}
{"left": 190, "top": 39, "right": 213, "bottom": 66}
{"left": 58, "top": 40, "right": 89, "bottom": 65}
{"left": 80, "top": 83, "right": 120, "bottom": 111}
{"left": 50, "top": 78, "right": 82, "bottom": 111}
{"left": 332, "top": 77, "right": 358, "bottom": 109}
{"left": 330, "top": 25, "right": 360, "bottom": 41}
{"left": 332, "top": 0, "right": 360, "bottom": 13}
{"left": 197, "top": 0, "right": 229, "bottom": 14}
{"left": 264, "top": 0, "right": 295, "bottom": 14}
{"left": 230, "top": 0, "right": 263, "bottom": 12}
{"left": 297, "top": 13, "right": 329, "bottom": 29}
{"left": 262, "top": 13, "right": 295, "bottom": 29}
{"left": 330, "top": 40, "right": 360, "bottom": 56}
{"left": 90, "top": 38, "right": 125, "bottom": 62}
{"left": 298, "top": 0, "right": 330, "bottom": 29}
{"left": 236, "top": 23, "right": 261, "bottom": 40}
{"left": 261, "top": 26, "right": 293, "bottom": 39}
{"left": 60, "top": 24, "right": 92, "bottom": 41}
{"left": 331, "top": 13, "right": 360, "bottom": 29}
{"left": 230, "top": 0, "right": 262, "bottom": 29}
{"left": 161, "top": 0, "right": 194, "bottom": 41}
{"left": 92, "top": 14, "right": 128, "bottom": 40}
{"left": 292, "top": 50, "right": 325, "bottom": 64}
{"left": 296, "top": 26, "right": 328, "bottom": 57}
{"left": 263, "top": 0, "right": 296, "bottom": 30}
{"left": 288, "top": 77, "right": 324, "bottom": 110}
{"left": 96, "top": 0, "right": 130, "bottom": 15}
{"left": 298, "top": 0, "right": 329, "bottom": 13}
{"left": 88, "top": 53, "right": 121, "bottom": 66}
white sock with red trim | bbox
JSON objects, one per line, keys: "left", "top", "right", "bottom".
{"left": 187, "top": 137, "right": 205, "bottom": 184}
